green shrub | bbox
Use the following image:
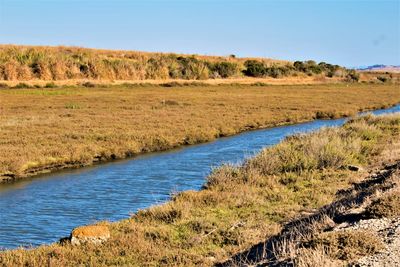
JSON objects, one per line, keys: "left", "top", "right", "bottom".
{"left": 13, "top": 82, "right": 32, "bottom": 89}
{"left": 81, "top": 81, "right": 96, "bottom": 87}
{"left": 294, "top": 61, "right": 305, "bottom": 72}
{"left": 171, "top": 56, "right": 209, "bottom": 80}
{"left": 294, "top": 61, "right": 347, "bottom": 77}
{"left": 243, "top": 60, "right": 266, "bottom": 77}
{"left": 161, "top": 81, "right": 183, "bottom": 87}
{"left": 377, "top": 76, "right": 389, "bottom": 83}
{"left": 210, "top": 62, "right": 238, "bottom": 78}
{"left": 265, "top": 65, "right": 292, "bottom": 78}
{"left": 251, "top": 82, "right": 269, "bottom": 86}
{"left": 44, "top": 82, "right": 57, "bottom": 88}
{"left": 294, "top": 60, "right": 323, "bottom": 74}
{"left": 345, "top": 70, "right": 360, "bottom": 82}
{"left": 0, "top": 82, "right": 9, "bottom": 88}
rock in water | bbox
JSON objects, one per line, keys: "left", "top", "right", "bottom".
{"left": 70, "top": 225, "right": 110, "bottom": 245}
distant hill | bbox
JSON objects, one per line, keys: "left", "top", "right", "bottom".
{"left": 357, "top": 64, "right": 400, "bottom": 73}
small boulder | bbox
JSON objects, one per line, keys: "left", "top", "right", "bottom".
{"left": 348, "top": 165, "right": 364, "bottom": 172}
{"left": 70, "top": 225, "right": 110, "bottom": 246}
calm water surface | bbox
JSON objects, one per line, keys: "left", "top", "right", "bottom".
{"left": 1, "top": 105, "right": 399, "bottom": 249}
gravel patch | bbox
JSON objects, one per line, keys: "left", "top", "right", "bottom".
{"left": 343, "top": 217, "right": 400, "bottom": 266}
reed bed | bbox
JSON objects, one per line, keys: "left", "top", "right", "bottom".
{"left": 0, "top": 45, "right": 350, "bottom": 81}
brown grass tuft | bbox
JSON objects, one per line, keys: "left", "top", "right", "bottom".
{"left": 365, "top": 190, "right": 400, "bottom": 218}
{"left": 307, "top": 230, "right": 384, "bottom": 261}
{"left": 294, "top": 246, "right": 341, "bottom": 267}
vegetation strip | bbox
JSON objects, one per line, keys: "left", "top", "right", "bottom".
{"left": 1, "top": 113, "right": 399, "bottom": 266}
{"left": 1, "top": 45, "right": 356, "bottom": 82}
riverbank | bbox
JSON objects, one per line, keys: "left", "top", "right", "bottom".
{"left": 1, "top": 83, "right": 399, "bottom": 183}
{"left": 222, "top": 160, "right": 400, "bottom": 266}
{"left": 1, "top": 113, "right": 399, "bottom": 266}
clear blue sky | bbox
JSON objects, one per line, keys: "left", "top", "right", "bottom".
{"left": 0, "top": 0, "right": 399, "bottom": 67}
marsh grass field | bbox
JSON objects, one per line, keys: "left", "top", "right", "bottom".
{"left": 0, "top": 83, "right": 399, "bottom": 181}
{"left": 1, "top": 112, "right": 399, "bottom": 266}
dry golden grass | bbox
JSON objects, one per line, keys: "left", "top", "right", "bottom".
{"left": 0, "top": 114, "right": 399, "bottom": 267}
{"left": 0, "top": 83, "right": 399, "bottom": 181}
{"left": 0, "top": 44, "right": 288, "bottom": 65}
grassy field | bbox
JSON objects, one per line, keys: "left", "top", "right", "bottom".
{"left": 1, "top": 113, "right": 399, "bottom": 266}
{"left": 0, "top": 83, "right": 399, "bottom": 181}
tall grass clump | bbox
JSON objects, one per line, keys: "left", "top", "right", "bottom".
{"left": 208, "top": 114, "right": 398, "bottom": 189}
{"left": 243, "top": 129, "right": 359, "bottom": 176}
{"left": 307, "top": 230, "right": 384, "bottom": 261}
{"left": 365, "top": 190, "right": 400, "bottom": 218}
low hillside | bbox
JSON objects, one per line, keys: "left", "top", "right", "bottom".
{"left": 0, "top": 45, "right": 354, "bottom": 82}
